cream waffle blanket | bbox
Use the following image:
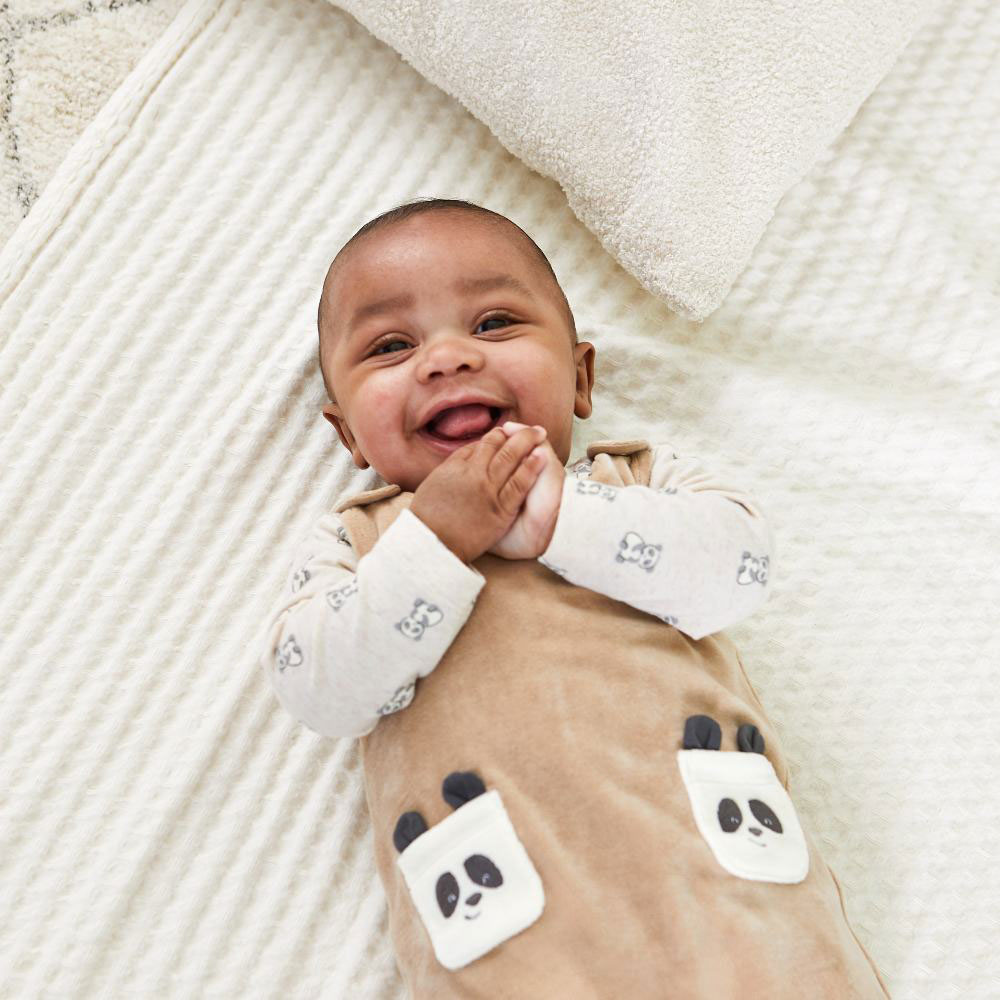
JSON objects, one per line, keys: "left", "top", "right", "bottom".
{"left": 0, "top": 0, "right": 997, "bottom": 996}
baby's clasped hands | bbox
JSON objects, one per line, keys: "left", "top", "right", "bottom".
{"left": 409, "top": 423, "right": 548, "bottom": 564}
{"left": 408, "top": 421, "right": 564, "bottom": 564}
{"left": 487, "top": 422, "right": 564, "bottom": 561}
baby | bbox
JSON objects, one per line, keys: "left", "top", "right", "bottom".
{"left": 261, "top": 198, "right": 889, "bottom": 997}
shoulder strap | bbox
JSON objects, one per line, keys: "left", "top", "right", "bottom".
{"left": 586, "top": 439, "right": 654, "bottom": 488}
{"left": 337, "top": 491, "right": 414, "bottom": 558}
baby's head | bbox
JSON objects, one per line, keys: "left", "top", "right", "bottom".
{"left": 318, "top": 198, "right": 595, "bottom": 493}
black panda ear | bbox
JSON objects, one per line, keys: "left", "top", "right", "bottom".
{"left": 737, "top": 724, "right": 765, "bottom": 754}
{"left": 442, "top": 771, "right": 487, "bottom": 809}
{"left": 393, "top": 810, "right": 428, "bottom": 853}
{"left": 683, "top": 715, "right": 721, "bottom": 750}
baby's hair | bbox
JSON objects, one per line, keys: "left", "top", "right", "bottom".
{"left": 318, "top": 197, "right": 577, "bottom": 400}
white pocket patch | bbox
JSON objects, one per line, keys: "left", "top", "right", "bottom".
{"left": 394, "top": 778, "right": 545, "bottom": 970}
{"left": 677, "top": 749, "right": 809, "bottom": 883}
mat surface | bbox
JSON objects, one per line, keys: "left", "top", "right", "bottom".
{"left": 1, "top": 0, "right": 997, "bottom": 996}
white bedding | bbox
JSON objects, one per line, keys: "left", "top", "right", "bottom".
{"left": 0, "top": 0, "right": 996, "bottom": 996}
{"left": 333, "top": 0, "right": 933, "bottom": 321}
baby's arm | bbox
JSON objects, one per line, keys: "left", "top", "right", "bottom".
{"left": 538, "top": 443, "right": 776, "bottom": 640}
{"left": 259, "top": 507, "right": 485, "bottom": 739}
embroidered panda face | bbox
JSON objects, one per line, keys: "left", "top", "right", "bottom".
{"left": 393, "top": 771, "right": 545, "bottom": 970}
{"left": 676, "top": 715, "right": 809, "bottom": 883}
{"left": 434, "top": 852, "right": 503, "bottom": 922}
{"left": 716, "top": 794, "right": 784, "bottom": 849}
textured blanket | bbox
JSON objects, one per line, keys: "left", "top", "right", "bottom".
{"left": 0, "top": 0, "right": 996, "bottom": 996}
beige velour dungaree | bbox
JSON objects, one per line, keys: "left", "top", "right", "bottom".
{"left": 334, "top": 439, "right": 889, "bottom": 999}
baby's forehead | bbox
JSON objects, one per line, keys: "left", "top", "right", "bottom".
{"left": 341, "top": 216, "right": 533, "bottom": 280}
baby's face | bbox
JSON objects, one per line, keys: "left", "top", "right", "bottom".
{"left": 320, "top": 212, "right": 595, "bottom": 493}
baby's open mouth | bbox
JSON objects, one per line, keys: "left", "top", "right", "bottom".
{"left": 421, "top": 404, "right": 505, "bottom": 442}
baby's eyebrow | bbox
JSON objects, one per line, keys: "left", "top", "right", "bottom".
{"left": 453, "top": 273, "right": 535, "bottom": 300}
{"left": 346, "top": 273, "right": 534, "bottom": 336}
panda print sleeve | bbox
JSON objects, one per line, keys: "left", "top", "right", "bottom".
{"left": 538, "top": 443, "right": 776, "bottom": 640}
{"left": 261, "top": 507, "right": 486, "bottom": 740}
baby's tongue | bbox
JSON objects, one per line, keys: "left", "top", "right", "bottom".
{"left": 429, "top": 404, "right": 494, "bottom": 439}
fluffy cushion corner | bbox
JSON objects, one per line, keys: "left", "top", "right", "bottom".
{"left": 328, "top": 0, "right": 936, "bottom": 321}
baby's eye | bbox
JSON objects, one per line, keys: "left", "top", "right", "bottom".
{"left": 369, "top": 316, "right": 513, "bottom": 356}
{"left": 475, "top": 315, "right": 513, "bottom": 334}
{"left": 371, "top": 339, "right": 410, "bottom": 356}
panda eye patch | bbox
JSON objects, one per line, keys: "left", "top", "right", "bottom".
{"left": 717, "top": 798, "right": 742, "bottom": 832}
{"left": 749, "top": 799, "right": 783, "bottom": 834}
{"left": 436, "top": 871, "right": 460, "bottom": 917}
{"left": 465, "top": 854, "right": 504, "bottom": 889}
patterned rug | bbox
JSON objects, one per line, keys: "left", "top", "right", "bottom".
{"left": 0, "top": 0, "right": 184, "bottom": 248}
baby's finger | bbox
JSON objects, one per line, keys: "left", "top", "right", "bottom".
{"left": 485, "top": 425, "right": 544, "bottom": 476}
{"left": 498, "top": 446, "right": 545, "bottom": 510}
{"left": 499, "top": 420, "right": 545, "bottom": 439}
{"left": 472, "top": 424, "right": 536, "bottom": 460}
{"left": 488, "top": 429, "right": 545, "bottom": 503}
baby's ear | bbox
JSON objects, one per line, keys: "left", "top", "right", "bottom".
{"left": 320, "top": 400, "right": 342, "bottom": 424}
{"left": 393, "top": 810, "right": 428, "bottom": 853}
{"left": 320, "top": 403, "right": 369, "bottom": 470}
{"left": 442, "top": 771, "right": 487, "bottom": 809}
{"left": 683, "top": 714, "right": 722, "bottom": 750}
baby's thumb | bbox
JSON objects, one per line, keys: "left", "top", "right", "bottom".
{"left": 499, "top": 420, "right": 530, "bottom": 437}
{"left": 502, "top": 447, "right": 544, "bottom": 510}
{"left": 523, "top": 455, "right": 560, "bottom": 517}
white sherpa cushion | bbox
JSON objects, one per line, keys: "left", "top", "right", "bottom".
{"left": 329, "top": 0, "right": 934, "bottom": 320}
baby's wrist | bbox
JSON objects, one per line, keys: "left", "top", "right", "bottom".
{"left": 410, "top": 504, "right": 472, "bottom": 564}
{"left": 538, "top": 498, "right": 560, "bottom": 554}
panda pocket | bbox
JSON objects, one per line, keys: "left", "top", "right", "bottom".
{"left": 676, "top": 715, "right": 809, "bottom": 884}
{"left": 394, "top": 772, "right": 545, "bottom": 971}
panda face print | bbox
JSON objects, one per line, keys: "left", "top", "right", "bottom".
{"left": 335, "top": 525, "right": 352, "bottom": 546}
{"left": 575, "top": 480, "right": 618, "bottom": 501}
{"left": 275, "top": 635, "right": 303, "bottom": 673}
{"left": 616, "top": 530, "right": 662, "bottom": 571}
{"left": 395, "top": 598, "right": 444, "bottom": 640}
{"left": 571, "top": 459, "right": 593, "bottom": 480}
{"left": 326, "top": 578, "right": 358, "bottom": 611}
{"left": 737, "top": 551, "right": 769, "bottom": 586}
{"left": 676, "top": 716, "right": 808, "bottom": 883}
{"left": 376, "top": 680, "right": 416, "bottom": 716}
{"left": 657, "top": 486, "right": 678, "bottom": 494}
{"left": 291, "top": 565, "right": 312, "bottom": 593}
{"left": 394, "top": 774, "right": 545, "bottom": 970}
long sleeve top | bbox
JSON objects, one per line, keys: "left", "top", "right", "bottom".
{"left": 259, "top": 442, "right": 776, "bottom": 740}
